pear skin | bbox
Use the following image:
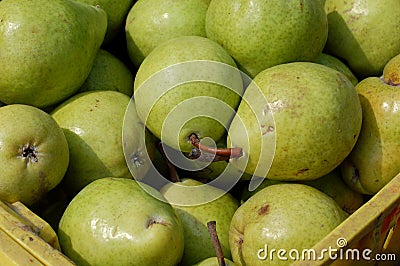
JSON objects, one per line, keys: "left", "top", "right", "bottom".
{"left": 228, "top": 62, "right": 362, "bottom": 181}
{"left": 0, "top": 0, "right": 107, "bottom": 108}
{"left": 340, "top": 76, "right": 400, "bottom": 195}
{"left": 134, "top": 36, "right": 243, "bottom": 153}
{"left": 160, "top": 178, "right": 239, "bottom": 266}
{"left": 324, "top": 0, "right": 400, "bottom": 78}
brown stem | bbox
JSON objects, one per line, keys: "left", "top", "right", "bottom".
{"left": 189, "top": 134, "right": 243, "bottom": 161}
{"left": 207, "top": 221, "right": 226, "bottom": 266}
{"left": 157, "top": 142, "right": 180, "bottom": 183}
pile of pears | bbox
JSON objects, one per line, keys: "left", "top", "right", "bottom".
{"left": 0, "top": 0, "right": 399, "bottom": 265}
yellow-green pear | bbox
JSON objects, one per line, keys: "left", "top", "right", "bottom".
{"left": 227, "top": 62, "right": 362, "bottom": 181}
{"left": 161, "top": 178, "right": 239, "bottom": 265}
{"left": 125, "top": 0, "right": 210, "bottom": 67}
{"left": 340, "top": 68, "right": 400, "bottom": 195}
{"left": 78, "top": 49, "right": 134, "bottom": 96}
{"left": 206, "top": 0, "right": 328, "bottom": 77}
{"left": 0, "top": 0, "right": 107, "bottom": 108}
{"left": 324, "top": 0, "right": 400, "bottom": 78}
{"left": 0, "top": 105, "right": 69, "bottom": 205}
{"left": 58, "top": 177, "right": 184, "bottom": 266}
{"left": 229, "top": 183, "right": 348, "bottom": 266}
{"left": 134, "top": 35, "right": 243, "bottom": 153}
{"left": 315, "top": 53, "right": 358, "bottom": 86}
{"left": 51, "top": 91, "right": 153, "bottom": 195}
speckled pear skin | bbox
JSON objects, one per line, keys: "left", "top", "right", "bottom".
{"left": 160, "top": 178, "right": 239, "bottom": 266}
{"left": 0, "top": 104, "right": 69, "bottom": 205}
{"left": 206, "top": 0, "right": 328, "bottom": 78}
{"left": 134, "top": 36, "right": 242, "bottom": 153}
{"left": 383, "top": 53, "right": 400, "bottom": 86}
{"left": 58, "top": 177, "right": 184, "bottom": 266}
{"left": 125, "top": 0, "right": 209, "bottom": 67}
{"left": 51, "top": 91, "right": 147, "bottom": 195}
{"left": 315, "top": 53, "right": 358, "bottom": 86}
{"left": 0, "top": 0, "right": 107, "bottom": 108}
{"left": 78, "top": 49, "right": 134, "bottom": 97}
{"left": 340, "top": 77, "right": 400, "bottom": 195}
{"left": 229, "top": 183, "right": 348, "bottom": 266}
{"left": 324, "top": 0, "right": 400, "bottom": 79}
{"left": 228, "top": 62, "right": 362, "bottom": 181}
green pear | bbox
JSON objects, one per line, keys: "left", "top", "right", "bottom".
{"left": 0, "top": 104, "right": 69, "bottom": 205}
{"left": 74, "top": 0, "right": 135, "bottom": 44}
{"left": 340, "top": 75, "right": 400, "bottom": 195}
{"left": 324, "top": 0, "right": 400, "bottom": 78}
{"left": 160, "top": 178, "right": 239, "bottom": 266}
{"left": 315, "top": 53, "right": 358, "bottom": 86}
{"left": 125, "top": 0, "right": 210, "bottom": 67}
{"left": 194, "top": 257, "right": 237, "bottom": 266}
{"left": 239, "top": 168, "right": 364, "bottom": 214}
{"left": 229, "top": 183, "right": 348, "bottom": 266}
{"left": 383, "top": 53, "right": 400, "bottom": 86}
{"left": 227, "top": 62, "right": 362, "bottom": 182}
{"left": 300, "top": 168, "right": 365, "bottom": 214}
{"left": 51, "top": 91, "right": 153, "bottom": 195}
{"left": 0, "top": 0, "right": 107, "bottom": 108}
{"left": 58, "top": 177, "right": 184, "bottom": 266}
{"left": 134, "top": 35, "right": 243, "bottom": 153}
{"left": 206, "top": 0, "right": 327, "bottom": 78}
{"left": 78, "top": 49, "right": 134, "bottom": 97}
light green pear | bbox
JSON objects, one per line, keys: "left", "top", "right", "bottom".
{"left": 51, "top": 91, "right": 153, "bottom": 195}
{"left": 134, "top": 35, "right": 243, "bottom": 153}
{"left": 74, "top": 0, "right": 135, "bottom": 44}
{"left": 206, "top": 0, "right": 328, "bottom": 77}
{"left": 160, "top": 178, "right": 239, "bottom": 266}
{"left": 58, "top": 177, "right": 184, "bottom": 266}
{"left": 229, "top": 183, "right": 348, "bottom": 266}
{"left": 227, "top": 62, "right": 362, "bottom": 182}
{"left": 125, "top": 0, "right": 210, "bottom": 67}
{"left": 239, "top": 169, "right": 364, "bottom": 214}
{"left": 0, "top": 104, "right": 69, "bottom": 205}
{"left": 315, "top": 53, "right": 358, "bottom": 86}
{"left": 78, "top": 49, "right": 134, "bottom": 97}
{"left": 340, "top": 74, "right": 400, "bottom": 195}
{"left": 324, "top": 0, "right": 400, "bottom": 78}
{"left": 0, "top": 0, "right": 107, "bottom": 108}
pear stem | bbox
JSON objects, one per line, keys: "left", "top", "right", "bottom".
{"left": 189, "top": 133, "right": 243, "bottom": 161}
{"left": 207, "top": 221, "right": 226, "bottom": 266}
{"left": 157, "top": 142, "right": 180, "bottom": 183}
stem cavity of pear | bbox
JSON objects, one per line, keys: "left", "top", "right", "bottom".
{"left": 188, "top": 133, "right": 243, "bottom": 162}
{"left": 19, "top": 143, "right": 39, "bottom": 163}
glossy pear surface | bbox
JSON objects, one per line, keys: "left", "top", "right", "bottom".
{"left": 0, "top": 0, "right": 107, "bottom": 107}
{"left": 58, "top": 177, "right": 184, "bottom": 266}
